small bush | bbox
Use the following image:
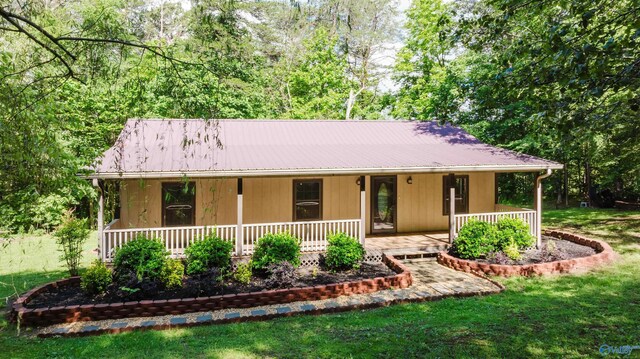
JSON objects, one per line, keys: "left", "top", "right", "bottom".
{"left": 233, "top": 262, "right": 252, "bottom": 285}
{"left": 503, "top": 241, "right": 522, "bottom": 261}
{"left": 265, "top": 261, "right": 298, "bottom": 289}
{"left": 495, "top": 217, "right": 535, "bottom": 250}
{"left": 185, "top": 234, "right": 233, "bottom": 275}
{"left": 324, "top": 232, "right": 365, "bottom": 271}
{"left": 453, "top": 220, "right": 497, "bottom": 259}
{"left": 251, "top": 232, "right": 301, "bottom": 271}
{"left": 113, "top": 235, "right": 168, "bottom": 281}
{"left": 81, "top": 260, "right": 112, "bottom": 295}
{"left": 160, "top": 259, "right": 184, "bottom": 290}
{"left": 54, "top": 213, "right": 89, "bottom": 276}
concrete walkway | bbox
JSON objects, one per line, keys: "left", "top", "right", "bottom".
{"left": 34, "top": 258, "right": 503, "bottom": 338}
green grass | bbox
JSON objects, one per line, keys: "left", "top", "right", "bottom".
{"left": 2, "top": 209, "right": 640, "bottom": 358}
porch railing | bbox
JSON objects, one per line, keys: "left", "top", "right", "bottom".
{"left": 453, "top": 209, "right": 537, "bottom": 238}
{"left": 102, "top": 218, "right": 361, "bottom": 261}
{"left": 241, "top": 219, "right": 361, "bottom": 256}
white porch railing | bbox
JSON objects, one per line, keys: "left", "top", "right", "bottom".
{"left": 453, "top": 210, "right": 537, "bottom": 238}
{"left": 102, "top": 219, "right": 236, "bottom": 261}
{"left": 102, "top": 218, "right": 361, "bottom": 261}
{"left": 241, "top": 219, "right": 361, "bottom": 256}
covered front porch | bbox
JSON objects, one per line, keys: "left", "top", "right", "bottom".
{"left": 98, "top": 199, "right": 538, "bottom": 261}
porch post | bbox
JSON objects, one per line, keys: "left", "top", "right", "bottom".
{"left": 448, "top": 173, "right": 456, "bottom": 244}
{"left": 359, "top": 176, "right": 366, "bottom": 245}
{"left": 236, "top": 178, "right": 243, "bottom": 256}
{"left": 93, "top": 179, "right": 104, "bottom": 261}
{"left": 535, "top": 169, "right": 553, "bottom": 248}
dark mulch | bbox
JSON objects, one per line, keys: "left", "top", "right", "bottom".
{"left": 457, "top": 237, "right": 596, "bottom": 266}
{"left": 25, "top": 263, "right": 394, "bottom": 309}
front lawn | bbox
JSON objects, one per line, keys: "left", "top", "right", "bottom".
{"left": 2, "top": 208, "right": 639, "bottom": 358}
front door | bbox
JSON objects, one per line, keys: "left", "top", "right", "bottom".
{"left": 371, "top": 176, "right": 397, "bottom": 233}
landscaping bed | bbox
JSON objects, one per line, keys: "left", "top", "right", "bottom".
{"left": 438, "top": 230, "right": 615, "bottom": 277}
{"left": 11, "top": 254, "right": 411, "bottom": 327}
{"left": 472, "top": 236, "right": 595, "bottom": 266}
{"left": 25, "top": 263, "right": 395, "bottom": 308}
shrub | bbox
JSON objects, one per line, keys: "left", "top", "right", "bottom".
{"left": 113, "top": 235, "right": 168, "bottom": 281}
{"left": 251, "top": 232, "right": 301, "bottom": 271}
{"left": 264, "top": 261, "right": 298, "bottom": 289}
{"left": 160, "top": 259, "right": 185, "bottom": 290}
{"left": 54, "top": 213, "right": 89, "bottom": 276}
{"left": 233, "top": 262, "right": 252, "bottom": 285}
{"left": 324, "top": 232, "right": 365, "bottom": 271}
{"left": 503, "top": 241, "right": 522, "bottom": 261}
{"left": 453, "top": 220, "right": 497, "bottom": 259}
{"left": 495, "top": 217, "right": 535, "bottom": 250}
{"left": 81, "top": 260, "right": 112, "bottom": 295}
{"left": 185, "top": 234, "right": 234, "bottom": 275}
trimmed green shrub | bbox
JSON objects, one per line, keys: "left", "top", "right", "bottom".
{"left": 496, "top": 217, "right": 535, "bottom": 249}
{"left": 503, "top": 241, "right": 522, "bottom": 261}
{"left": 81, "top": 260, "right": 112, "bottom": 295}
{"left": 113, "top": 235, "right": 168, "bottom": 281}
{"left": 233, "top": 262, "right": 252, "bottom": 285}
{"left": 185, "top": 234, "right": 234, "bottom": 275}
{"left": 160, "top": 259, "right": 185, "bottom": 289}
{"left": 453, "top": 220, "right": 498, "bottom": 259}
{"left": 251, "top": 232, "right": 301, "bottom": 271}
{"left": 54, "top": 213, "right": 89, "bottom": 276}
{"left": 324, "top": 232, "right": 365, "bottom": 271}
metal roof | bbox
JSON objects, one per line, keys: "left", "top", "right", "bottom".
{"left": 89, "top": 119, "right": 563, "bottom": 179}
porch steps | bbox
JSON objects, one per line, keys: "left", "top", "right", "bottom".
{"left": 382, "top": 244, "right": 449, "bottom": 260}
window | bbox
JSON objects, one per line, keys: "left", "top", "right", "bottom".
{"left": 293, "top": 179, "right": 322, "bottom": 221}
{"left": 162, "top": 182, "right": 195, "bottom": 227}
{"left": 443, "top": 175, "right": 469, "bottom": 215}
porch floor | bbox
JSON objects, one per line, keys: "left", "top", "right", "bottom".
{"left": 365, "top": 232, "right": 450, "bottom": 256}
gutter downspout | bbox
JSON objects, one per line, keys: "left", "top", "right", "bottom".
{"left": 535, "top": 169, "right": 553, "bottom": 248}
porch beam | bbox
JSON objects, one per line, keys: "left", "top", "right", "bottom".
{"left": 535, "top": 169, "right": 553, "bottom": 248}
{"left": 359, "top": 175, "right": 366, "bottom": 245}
{"left": 448, "top": 173, "right": 456, "bottom": 243}
{"left": 236, "top": 178, "right": 243, "bottom": 256}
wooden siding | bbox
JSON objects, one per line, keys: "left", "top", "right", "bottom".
{"left": 117, "top": 172, "right": 494, "bottom": 233}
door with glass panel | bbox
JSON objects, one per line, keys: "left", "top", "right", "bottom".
{"left": 371, "top": 176, "right": 397, "bottom": 233}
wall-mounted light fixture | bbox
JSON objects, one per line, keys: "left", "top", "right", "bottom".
{"left": 406, "top": 176, "right": 413, "bottom": 185}
{"left": 356, "top": 178, "right": 361, "bottom": 186}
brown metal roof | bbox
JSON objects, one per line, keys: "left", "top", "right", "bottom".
{"left": 90, "top": 119, "right": 563, "bottom": 178}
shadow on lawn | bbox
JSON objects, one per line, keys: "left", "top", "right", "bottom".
{"left": 545, "top": 209, "right": 640, "bottom": 254}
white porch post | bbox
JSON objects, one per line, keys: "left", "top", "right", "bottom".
{"left": 448, "top": 173, "right": 456, "bottom": 243}
{"left": 535, "top": 169, "right": 553, "bottom": 248}
{"left": 359, "top": 176, "right": 366, "bottom": 245}
{"left": 236, "top": 178, "right": 243, "bottom": 256}
{"left": 93, "top": 179, "right": 105, "bottom": 261}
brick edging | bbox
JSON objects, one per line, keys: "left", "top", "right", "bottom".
{"left": 437, "top": 230, "right": 615, "bottom": 277}
{"left": 11, "top": 254, "right": 412, "bottom": 327}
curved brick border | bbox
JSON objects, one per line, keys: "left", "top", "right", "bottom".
{"left": 10, "top": 254, "right": 411, "bottom": 327}
{"left": 437, "top": 230, "right": 615, "bottom": 277}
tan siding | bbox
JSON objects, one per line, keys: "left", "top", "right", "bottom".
{"left": 395, "top": 172, "right": 495, "bottom": 232}
{"left": 195, "top": 179, "right": 237, "bottom": 226}
{"left": 119, "top": 179, "right": 162, "bottom": 228}
{"left": 118, "top": 172, "right": 495, "bottom": 233}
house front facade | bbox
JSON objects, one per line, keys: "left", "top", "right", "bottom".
{"left": 90, "top": 119, "right": 562, "bottom": 260}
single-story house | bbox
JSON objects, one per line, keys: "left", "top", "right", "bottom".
{"left": 89, "top": 119, "right": 563, "bottom": 261}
